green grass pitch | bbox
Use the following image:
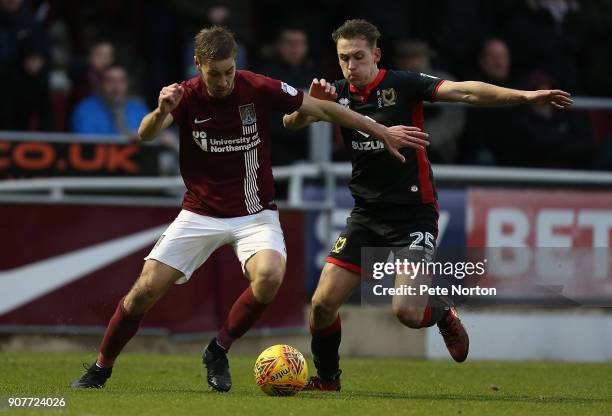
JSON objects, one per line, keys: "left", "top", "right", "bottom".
{"left": 1, "top": 351, "right": 610, "bottom": 415}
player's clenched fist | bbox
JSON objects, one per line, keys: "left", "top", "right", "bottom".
{"left": 158, "top": 83, "right": 184, "bottom": 114}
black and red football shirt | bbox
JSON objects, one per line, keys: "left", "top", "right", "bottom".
{"left": 333, "top": 69, "right": 444, "bottom": 205}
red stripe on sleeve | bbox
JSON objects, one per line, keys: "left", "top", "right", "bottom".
{"left": 411, "top": 102, "right": 435, "bottom": 203}
{"left": 431, "top": 79, "right": 446, "bottom": 102}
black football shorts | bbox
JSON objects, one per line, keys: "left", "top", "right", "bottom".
{"left": 326, "top": 202, "right": 439, "bottom": 274}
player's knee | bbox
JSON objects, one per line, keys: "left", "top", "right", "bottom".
{"left": 125, "top": 275, "right": 163, "bottom": 314}
{"left": 311, "top": 294, "right": 340, "bottom": 323}
{"left": 392, "top": 305, "right": 424, "bottom": 329}
{"left": 125, "top": 286, "right": 158, "bottom": 315}
{"left": 252, "top": 263, "right": 285, "bottom": 292}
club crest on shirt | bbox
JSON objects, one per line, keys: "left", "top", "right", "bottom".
{"left": 192, "top": 130, "right": 208, "bottom": 151}
{"left": 239, "top": 103, "right": 257, "bottom": 125}
{"left": 338, "top": 97, "right": 350, "bottom": 107}
{"left": 381, "top": 88, "right": 396, "bottom": 107}
{"left": 332, "top": 236, "right": 347, "bottom": 254}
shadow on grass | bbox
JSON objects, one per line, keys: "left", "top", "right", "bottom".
{"left": 81, "top": 386, "right": 610, "bottom": 406}
{"left": 299, "top": 390, "right": 608, "bottom": 405}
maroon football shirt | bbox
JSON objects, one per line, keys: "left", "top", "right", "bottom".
{"left": 171, "top": 70, "right": 304, "bottom": 218}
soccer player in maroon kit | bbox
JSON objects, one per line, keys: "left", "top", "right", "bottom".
{"left": 70, "top": 26, "right": 429, "bottom": 392}
{"left": 284, "top": 19, "right": 573, "bottom": 391}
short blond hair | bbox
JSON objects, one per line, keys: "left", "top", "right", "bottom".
{"left": 194, "top": 26, "right": 238, "bottom": 62}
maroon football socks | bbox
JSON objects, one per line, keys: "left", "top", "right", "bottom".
{"left": 216, "top": 286, "right": 268, "bottom": 349}
{"left": 96, "top": 297, "right": 143, "bottom": 369}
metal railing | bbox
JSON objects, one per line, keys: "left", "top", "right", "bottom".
{"left": 2, "top": 164, "right": 612, "bottom": 206}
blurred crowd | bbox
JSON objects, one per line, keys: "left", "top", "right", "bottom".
{"left": 1, "top": 0, "right": 612, "bottom": 170}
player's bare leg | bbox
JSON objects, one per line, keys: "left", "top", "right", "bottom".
{"left": 203, "top": 249, "right": 286, "bottom": 392}
{"left": 305, "top": 262, "right": 361, "bottom": 391}
{"left": 71, "top": 260, "right": 183, "bottom": 388}
{"left": 392, "top": 269, "right": 469, "bottom": 363}
{"left": 244, "top": 249, "right": 286, "bottom": 303}
{"left": 123, "top": 259, "right": 185, "bottom": 315}
{"left": 392, "top": 267, "right": 432, "bottom": 328}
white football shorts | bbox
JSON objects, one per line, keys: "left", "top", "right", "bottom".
{"left": 145, "top": 209, "right": 286, "bottom": 284}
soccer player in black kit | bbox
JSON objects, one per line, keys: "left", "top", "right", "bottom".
{"left": 284, "top": 19, "right": 573, "bottom": 391}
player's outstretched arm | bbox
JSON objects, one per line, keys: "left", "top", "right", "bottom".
{"left": 435, "top": 80, "right": 573, "bottom": 108}
{"left": 138, "top": 83, "right": 184, "bottom": 141}
{"left": 283, "top": 78, "right": 338, "bottom": 130}
{"left": 297, "top": 94, "right": 429, "bottom": 162}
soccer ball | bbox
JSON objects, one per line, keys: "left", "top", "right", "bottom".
{"left": 253, "top": 344, "right": 308, "bottom": 396}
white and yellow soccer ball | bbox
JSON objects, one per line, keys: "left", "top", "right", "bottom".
{"left": 253, "top": 344, "right": 308, "bottom": 396}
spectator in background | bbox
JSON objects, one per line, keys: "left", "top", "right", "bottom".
{"left": 181, "top": 2, "right": 248, "bottom": 79}
{"left": 509, "top": 70, "right": 593, "bottom": 169}
{"left": 460, "top": 38, "right": 517, "bottom": 165}
{"left": 578, "top": 0, "right": 612, "bottom": 97}
{"left": 592, "top": 113, "right": 612, "bottom": 171}
{"left": 476, "top": 38, "right": 514, "bottom": 87}
{"left": 142, "top": 2, "right": 248, "bottom": 109}
{"left": 426, "top": 0, "right": 490, "bottom": 79}
{"left": 0, "top": 0, "right": 48, "bottom": 129}
{"left": 71, "top": 64, "right": 149, "bottom": 138}
{"left": 0, "top": 0, "right": 45, "bottom": 65}
{"left": 70, "top": 40, "right": 115, "bottom": 105}
{"left": 257, "top": 26, "right": 316, "bottom": 166}
{"left": 394, "top": 39, "right": 465, "bottom": 163}
{"left": 11, "top": 47, "right": 53, "bottom": 131}
{"left": 502, "top": 0, "right": 581, "bottom": 92}
{"left": 577, "top": 0, "right": 612, "bottom": 170}
{"left": 258, "top": 25, "right": 314, "bottom": 95}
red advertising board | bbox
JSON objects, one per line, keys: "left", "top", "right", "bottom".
{"left": 0, "top": 203, "right": 305, "bottom": 334}
{"left": 466, "top": 189, "right": 612, "bottom": 305}
{"left": 468, "top": 189, "right": 612, "bottom": 248}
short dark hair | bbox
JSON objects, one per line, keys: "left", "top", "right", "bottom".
{"left": 332, "top": 19, "right": 381, "bottom": 48}
{"left": 102, "top": 64, "right": 127, "bottom": 78}
{"left": 194, "top": 26, "right": 238, "bottom": 62}
{"left": 277, "top": 24, "right": 307, "bottom": 38}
